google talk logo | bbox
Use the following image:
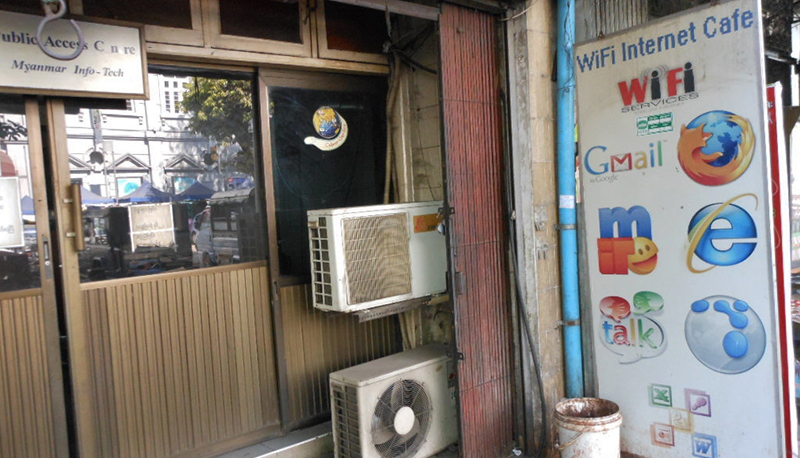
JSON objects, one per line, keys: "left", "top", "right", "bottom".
{"left": 686, "top": 194, "right": 758, "bottom": 273}
{"left": 678, "top": 110, "right": 755, "bottom": 186}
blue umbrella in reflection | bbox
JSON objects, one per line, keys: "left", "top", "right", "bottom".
{"left": 119, "top": 180, "right": 174, "bottom": 203}
{"left": 178, "top": 181, "right": 215, "bottom": 201}
{"left": 81, "top": 187, "right": 114, "bottom": 205}
{"left": 20, "top": 195, "right": 34, "bottom": 215}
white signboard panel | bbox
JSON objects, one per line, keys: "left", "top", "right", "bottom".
{"left": 576, "top": 1, "right": 791, "bottom": 457}
{"left": 0, "top": 177, "right": 23, "bottom": 248}
{"left": 0, "top": 10, "right": 146, "bottom": 98}
{"left": 129, "top": 203, "right": 174, "bottom": 251}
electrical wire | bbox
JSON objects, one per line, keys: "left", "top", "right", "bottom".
{"left": 508, "top": 221, "right": 548, "bottom": 458}
{"left": 500, "top": 96, "right": 548, "bottom": 457}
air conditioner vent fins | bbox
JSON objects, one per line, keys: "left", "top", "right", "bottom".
{"left": 342, "top": 213, "right": 412, "bottom": 305}
{"left": 332, "top": 381, "right": 361, "bottom": 457}
{"left": 310, "top": 216, "right": 333, "bottom": 306}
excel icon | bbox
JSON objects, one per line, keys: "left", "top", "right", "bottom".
{"left": 649, "top": 383, "right": 672, "bottom": 407}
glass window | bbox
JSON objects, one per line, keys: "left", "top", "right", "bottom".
{"left": 324, "top": 1, "right": 387, "bottom": 54}
{"left": 0, "top": 98, "right": 41, "bottom": 292}
{"left": 269, "top": 85, "right": 386, "bottom": 278}
{"left": 82, "top": 0, "right": 193, "bottom": 29}
{"left": 69, "top": 70, "right": 267, "bottom": 283}
{"left": 220, "top": 0, "right": 303, "bottom": 43}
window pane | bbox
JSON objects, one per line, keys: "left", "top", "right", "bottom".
{"left": 0, "top": 97, "right": 41, "bottom": 292}
{"left": 325, "top": 1, "right": 387, "bottom": 54}
{"left": 269, "top": 85, "right": 386, "bottom": 277}
{"left": 68, "top": 70, "right": 267, "bottom": 283}
{"left": 220, "top": 0, "right": 302, "bottom": 43}
{"left": 83, "top": 0, "right": 193, "bottom": 29}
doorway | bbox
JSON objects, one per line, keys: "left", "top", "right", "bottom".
{"left": 0, "top": 96, "right": 69, "bottom": 458}
{"left": 1, "top": 68, "right": 282, "bottom": 458}
{"left": 2, "top": 66, "right": 402, "bottom": 458}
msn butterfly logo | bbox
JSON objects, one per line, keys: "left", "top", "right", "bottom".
{"left": 618, "top": 62, "right": 699, "bottom": 113}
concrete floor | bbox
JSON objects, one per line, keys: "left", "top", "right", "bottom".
{"left": 215, "top": 422, "right": 467, "bottom": 458}
{"left": 215, "top": 422, "right": 530, "bottom": 458}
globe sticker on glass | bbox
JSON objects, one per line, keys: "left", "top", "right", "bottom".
{"left": 304, "top": 106, "right": 349, "bottom": 151}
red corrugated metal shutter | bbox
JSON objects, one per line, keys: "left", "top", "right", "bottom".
{"left": 440, "top": 5, "right": 514, "bottom": 457}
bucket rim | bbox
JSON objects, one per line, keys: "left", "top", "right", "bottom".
{"left": 554, "top": 397, "right": 622, "bottom": 425}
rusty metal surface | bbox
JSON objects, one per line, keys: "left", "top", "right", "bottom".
{"left": 439, "top": 5, "right": 514, "bottom": 458}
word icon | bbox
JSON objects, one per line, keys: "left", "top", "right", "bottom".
{"left": 692, "top": 433, "right": 718, "bottom": 458}
{"left": 685, "top": 296, "right": 766, "bottom": 374}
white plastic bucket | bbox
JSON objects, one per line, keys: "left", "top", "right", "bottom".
{"left": 554, "top": 397, "right": 622, "bottom": 458}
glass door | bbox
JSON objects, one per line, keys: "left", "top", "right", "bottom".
{"left": 0, "top": 96, "right": 68, "bottom": 458}
{"left": 46, "top": 69, "right": 281, "bottom": 458}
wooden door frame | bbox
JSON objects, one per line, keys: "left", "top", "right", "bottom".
{"left": 27, "top": 98, "right": 71, "bottom": 458}
{"left": 46, "top": 99, "right": 100, "bottom": 458}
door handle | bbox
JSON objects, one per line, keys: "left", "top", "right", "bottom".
{"left": 66, "top": 181, "right": 85, "bottom": 251}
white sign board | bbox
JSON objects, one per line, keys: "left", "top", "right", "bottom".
{"left": 0, "top": 177, "right": 23, "bottom": 248}
{"left": 576, "top": 1, "right": 792, "bottom": 457}
{"left": 129, "top": 203, "right": 174, "bottom": 251}
{"left": 0, "top": 10, "right": 146, "bottom": 98}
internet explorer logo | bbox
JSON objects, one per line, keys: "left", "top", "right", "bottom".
{"left": 686, "top": 194, "right": 757, "bottom": 273}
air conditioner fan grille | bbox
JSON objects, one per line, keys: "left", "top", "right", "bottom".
{"left": 371, "top": 379, "right": 432, "bottom": 458}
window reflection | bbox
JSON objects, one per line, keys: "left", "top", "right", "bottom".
{"left": 0, "top": 98, "right": 41, "bottom": 292}
{"left": 71, "top": 70, "right": 266, "bottom": 283}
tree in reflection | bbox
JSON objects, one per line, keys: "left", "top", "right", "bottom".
{"left": 0, "top": 118, "right": 26, "bottom": 147}
{"left": 180, "top": 77, "right": 254, "bottom": 175}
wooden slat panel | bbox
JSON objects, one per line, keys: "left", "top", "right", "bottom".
{"left": 278, "top": 284, "right": 401, "bottom": 426}
{"left": 0, "top": 296, "right": 58, "bottom": 458}
{"left": 440, "top": 5, "right": 515, "bottom": 458}
{"left": 80, "top": 263, "right": 280, "bottom": 458}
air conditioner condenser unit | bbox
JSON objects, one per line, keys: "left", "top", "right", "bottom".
{"left": 307, "top": 201, "right": 446, "bottom": 312}
{"left": 329, "top": 344, "right": 458, "bottom": 458}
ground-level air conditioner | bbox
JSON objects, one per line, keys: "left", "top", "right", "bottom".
{"left": 307, "top": 202, "right": 446, "bottom": 312}
{"left": 330, "top": 344, "right": 458, "bottom": 458}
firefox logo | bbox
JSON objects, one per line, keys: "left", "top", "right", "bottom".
{"left": 677, "top": 110, "right": 755, "bottom": 186}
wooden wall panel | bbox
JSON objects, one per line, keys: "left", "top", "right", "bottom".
{"left": 0, "top": 294, "right": 58, "bottom": 458}
{"left": 81, "top": 263, "right": 280, "bottom": 458}
{"left": 279, "top": 284, "right": 401, "bottom": 426}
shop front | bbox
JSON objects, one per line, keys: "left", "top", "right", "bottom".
{"left": 0, "top": 2, "right": 405, "bottom": 457}
{"left": 0, "top": 1, "right": 516, "bottom": 458}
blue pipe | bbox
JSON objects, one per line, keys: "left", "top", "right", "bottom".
{"left": 556, "top": 0, "right": 584, "bottom": 399}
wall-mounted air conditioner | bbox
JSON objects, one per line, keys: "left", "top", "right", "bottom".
{"left": 329, "top": 344, "right": 458, "bottom": 458}
{"left": 307, "top": 201, "right": 446, "bottom": 313}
